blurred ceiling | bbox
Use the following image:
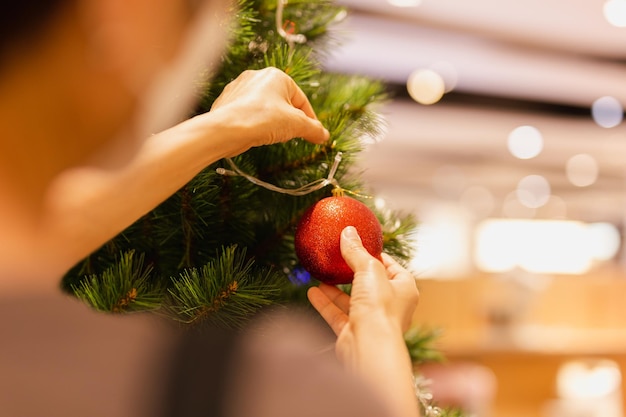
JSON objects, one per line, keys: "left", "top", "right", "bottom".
{"left": 323, "top": 0, "right": 626, "bottom": 225}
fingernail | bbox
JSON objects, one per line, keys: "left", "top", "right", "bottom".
{"left": 342, "top": 226, "right": 360, "bottom": 241}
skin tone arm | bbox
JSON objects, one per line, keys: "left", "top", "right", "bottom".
{"left": 40, "top": 67, "right": 329, "bottom": 276}
{"left": 308, "top": 226, "right": 421, "bottom": 417}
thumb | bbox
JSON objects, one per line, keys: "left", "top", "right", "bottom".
{"left": 340, "top": 226, "right": 380, "bottom": 274}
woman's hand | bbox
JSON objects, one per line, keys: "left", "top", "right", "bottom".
{"left": 307, "top": 226, "right": 419, "bottom": 364}
{"left": 307, "top": 226, "right": 420, "bottom": 417}
{"left": 208, "top": 67, "right": 329, "bottom": 156}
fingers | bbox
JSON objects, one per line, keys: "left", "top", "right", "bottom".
{"left": 288, "top": 108, "right": 329, "bottom": 144}
{"left": 307, "top": 286, "right": 348, "bottom": 337}
{"left": 317, "top": 283, "right": 350, "bottom": 314}
{"left": 211, "top": 67, "right": 329, "bottom": 147}
{"left": 380, "top": 254, "right": 419, "bottom": 331}
{"left": 302, "top": 117, "right": 330, "bottom": 145}
{"left": 287, "top": 77, "right": 318, "bottom": 120}
{"left": 284, "top": 75, "right": 329, "bottom": 144}
{"left": 381, "top": 253, "right": 412, "bottom": 281}
{"left": 381, "top": 253, "right": 419, "bottom": 292}
{"left": 249, "top": 67, "right": 330, "bottom": 144}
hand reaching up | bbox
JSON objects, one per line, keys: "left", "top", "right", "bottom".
{"left": 308, "top": 226, "right": 420, "bottom": 417}
{"left": 208, "top": 67, "right": 329, "bottom": 156}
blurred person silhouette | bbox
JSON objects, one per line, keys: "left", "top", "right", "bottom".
{"left": 0, "top": 1, "right": 420, "bottom": 416}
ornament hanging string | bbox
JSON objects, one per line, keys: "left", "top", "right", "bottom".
{"left": 216, "top": 153, "right": 344, "bottom": 196}
{"left": 276, "top": 0, "right": 307, "bottom": 48}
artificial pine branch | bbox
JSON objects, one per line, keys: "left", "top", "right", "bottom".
{"left": 164, "top": 246, "right": 282, "bottom": 327}
{"left": 381, "top": 209, "right": 418, "bottom": 265}
{"left": 70, "top": 250, "right": 163, "bottom": 313}
{"left": 405, "top": 326, "right": 446, "bottom": 365}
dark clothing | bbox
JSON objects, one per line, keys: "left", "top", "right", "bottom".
{"left": 0, "top": 295, "right": 392, "bottom": 417}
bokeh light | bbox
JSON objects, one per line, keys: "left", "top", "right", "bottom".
{"left": 475, "top": 219, "right": 595, "bottom": 274}
{"left": 507, "top": 125, "right": 543, "bottom": 159}
{"left": 604, "top": 0, "right": 626, "bottom": 27}
{"left": 516, "top": 175, "right": 551, "bottom": 208}
{"left": 566, "top": 153, "right": 599, "bottom": 187}
{"left": 592, "top": 96, "right": 623, "bottom": 128}
{"left": 557, "top": 359, "right": 622, "bottom": 399}
{"left": 587, "top": 222, "right": 621, "bottom": 261}
{"left": 409, "top": 206, "right": 471, "bottom": 277}
{"left": 407, "top": 69, "right": 446, "bottom": 105}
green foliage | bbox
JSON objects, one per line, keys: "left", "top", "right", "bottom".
{"left": 380, "top": 208, "right": 418, "bottom": 265}
{"left": 438, "top": 408, "right": 467, "bottom": 417}
{"left": 165, "top": 246, "right": 282, "bottom": 327}
{"left": 61, "top": 0, "right": 418, "bottom": 328}
{"left": 70, "top": 251, "right": 163, "bottom": 313}
{"left": 405, "top": 326, "right": 446, "bottom": 365}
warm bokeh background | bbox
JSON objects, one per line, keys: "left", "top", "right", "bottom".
{"left": 327, "top": 1, "right": 626, "bottom": 416}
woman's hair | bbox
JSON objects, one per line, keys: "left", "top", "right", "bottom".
{"left": 0, "top": 2, "right": 68, "bottom": 63}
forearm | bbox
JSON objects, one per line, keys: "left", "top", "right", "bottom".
{"left": 351, "top": 318, "right": 420, "bottom": 417}
{"left": 41, "top": 112, "right": 238, "bottom": 270}
{"left": 35, "top": 67, "right": 328, "bottom": 275}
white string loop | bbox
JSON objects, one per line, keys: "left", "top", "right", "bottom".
{"left": 216, "top": 152, "right": 343, "bottom": 196}
{"left": 276, "top": 0, "right": 307, "bottom": 47}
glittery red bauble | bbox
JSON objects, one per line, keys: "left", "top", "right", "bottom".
{"left": 294, "top": 195, "right": 383, "bottom": 285}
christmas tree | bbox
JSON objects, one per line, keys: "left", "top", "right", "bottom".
{"left": 61, "top": 1, "right": 466, "bottom": 415}
{"left": 62, "top": 0, "right": 414, "bottom": 327}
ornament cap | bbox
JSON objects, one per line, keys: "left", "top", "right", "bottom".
{"left": 332, "top": 187, "right": 345, "bottom": 197}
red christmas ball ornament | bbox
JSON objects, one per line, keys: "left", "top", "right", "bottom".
{"left": 294, "top": 194, "right": 383, "bottom": 285}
